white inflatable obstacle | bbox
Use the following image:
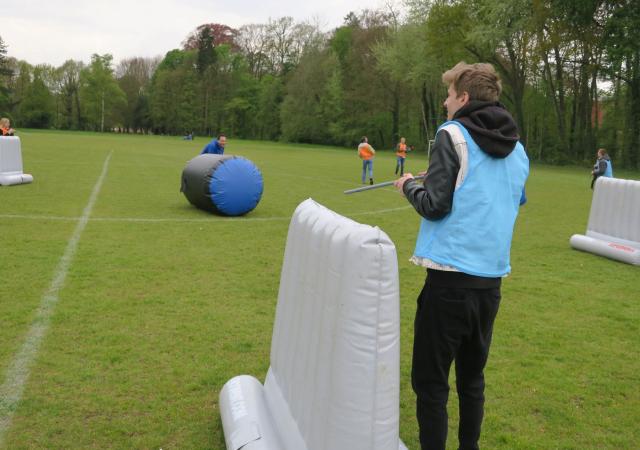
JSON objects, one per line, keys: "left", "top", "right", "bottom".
{"left": 570, "top": 177, "right": 640, "bottom": 265}
{"left": 219, "top": 199, "right": 407, "bottom": 450}
{"left": 0, "top": 136, "right": 33, "bottom": 186}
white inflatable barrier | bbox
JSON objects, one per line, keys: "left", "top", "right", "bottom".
{"left": 570, "top": 177, "right": 640, "bottom": 265}
{"left": 0, "top": 136, "right": 33, "bottom": 186}
{"left": 220, "top": 199, "right": 407, "bottom": 450}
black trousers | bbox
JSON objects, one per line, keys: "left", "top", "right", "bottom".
{"left": 412, "top": 278, "right": 501, "bottom": 450}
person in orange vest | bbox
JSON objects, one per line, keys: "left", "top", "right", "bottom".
{"left": 358, "top": 136, "right": 376, "bottom": 185}
{"left": 395, "top": 136, "right": 410, "bottom": 175}
{"left": 0, "top": 117, "right": 16, "bottom": 136}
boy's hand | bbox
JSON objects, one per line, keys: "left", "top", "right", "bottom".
{"left": 394, "top": 173, "right": 414, "bottom": 194}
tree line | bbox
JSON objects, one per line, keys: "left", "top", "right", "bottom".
{"left": 0, "top": 0, "right": 638, "bottom": 168}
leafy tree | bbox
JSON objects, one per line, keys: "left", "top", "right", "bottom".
{"left": 265, "top": 17, "right": 297, "bottom": 75}
{"left": 80, "top": 54, "right": 126, "bottom": 131}
{"left": 374, "top": 19, "right": 441, "bottom": 147}
{"left": 7, "top": 61, "right": 33, "bottom": 125}
{"left": 206, "top": 45, "right": 252, "bottom": 135}
{"left": 4, "top": 2, "right": 637, "bottom": 168}
{"left": 321, "top": 66, "right": 347, "bottom": 144}
{"left": 224, "top": 96, "right": 253, "bottom": 137}
{"left": 149, "top": 50, "right": 200, "bottom": 134}
{"left": 254, "top": 75, "right": 284, "bottom": 140}
{"left": 19, "top": 68, "right": 55, "bottom": 128}
{"left": 116, "top": 57, "right": 159, "bottom": 132}
{"left": 34, "top": 64, "right": 64, "bottom": 128}
{"left": 281, "top": 49, "right": 334, "bottom": 143}
{"left": 0, "top": 35, "right": 12, "bottom": 114}
{"left": 602, "top": 0, "right": 640, "bottom": 168}
{"left": 183, "top": 24, "right": 239, "bottom": 52}
{"left": 132, "top": 93, "right": 152, "bottom": 133}
{"left": 327, "top": 11, "right": 396, "bottom": 147}
{"left": 57, "top": 60, "right": 84, "bottom": 129}
{"left": 181, "top": 24, "right": 252, "bottom": 135}
{"left": 195, "top": 28, "right": 218, "bottom": 134}
{"left": 464, "top": 0, "right": 536, "bottom": 144}
{"left": 237, "top": 24, "right": 270, "bottom": 79}
{"left": 262, "top": 17, "right": 324, "bottom": 76}
{"left": 193, "top": 26, "right": 218, "bottom": 75}
{"left": 421, "top": 2, "right": 473, "bottom": 135}
{"left": 0, "top": 36, "right": 10, "bottom": 77}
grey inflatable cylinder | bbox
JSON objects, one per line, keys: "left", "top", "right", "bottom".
{"left": 219, "top": 375, "right": 283, "bottom": 450}
{"left": 181, "top": 154, "right": 263, "bottom": 216}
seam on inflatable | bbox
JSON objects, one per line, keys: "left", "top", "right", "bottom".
{"left": 292, "top": 213, "right": 320, "bottom": 421}
{"left": 322, "top": 222, "right": 350, "bottom": 450}
{"left": 371, "top": 228, "right": 383, "bottom": 450}
{"left": 0, "top": 151, "right": 112, "bottom": 446}
{"left": 313, "top": 220, "right": 341, "bottom": 449}
{"left": 301, "top": 212, "right": 326, "bottom": 441}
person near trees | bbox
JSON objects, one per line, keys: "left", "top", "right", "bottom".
{"left": 358, "top": 136, "right": 375, "bottom": 185}
{"left": 395, "top": 136, "right": 410, "bottom": 175}
{"left": 0, "top": 117, "right": 15, "bottom": 136}
{"left": 590, "top": 148, "right": 613, "bottom": 189}
{"left": 394, "top": 62, "right": 529, "bottom": 450}
{"left": 200, "top": 134, "right": 226, "bottom": 155}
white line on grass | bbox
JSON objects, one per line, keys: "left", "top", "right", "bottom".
{"left": 0, "top": 205, "right": 412, "bottom": 224}
{"left": 0, "top": 151, "right": 112, "bottom": 446}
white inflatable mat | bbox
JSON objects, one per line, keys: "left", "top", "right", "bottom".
{"left": 0, "top": 136, "right": 33, "bottom": 185}
{"left": 570, "top": 177, "right": 640, "bottom": 265}
{"left": 220, "top": 198, "right": 406, "bottom": 450}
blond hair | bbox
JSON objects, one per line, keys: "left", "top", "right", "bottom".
{"left": 442, "top": 62, "right": 502, "bottom": 102}
{"left": 0, "top": 117, "right": 10, "bottom": 128}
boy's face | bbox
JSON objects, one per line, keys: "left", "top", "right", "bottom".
{"left": 219, "top": 136, "right": 227, "bottom": 147}
{"left": 444, "top": 84, "right": 469, "bottom": 120}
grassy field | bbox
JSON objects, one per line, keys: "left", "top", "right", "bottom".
{"left": 1, "top": 130, "right": 638, "bottom": 449}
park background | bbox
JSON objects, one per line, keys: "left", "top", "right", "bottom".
{"left": 1, "top": 0, "right": 639, "bottom": 169}
{"left": 1, "top": 0, "right": 639, "bottom": 449}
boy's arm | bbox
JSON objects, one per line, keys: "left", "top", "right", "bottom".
{"left": 402, "top": 130, "right": 459, "bottom": 220}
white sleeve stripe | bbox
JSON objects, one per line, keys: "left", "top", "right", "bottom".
{"left": 440, "top": 124, "right": 468, "bottom": 190}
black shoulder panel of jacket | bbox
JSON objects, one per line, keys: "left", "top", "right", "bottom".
{"left": 594, "top": 159, "right": 607, "bottom": 176}
{"left": 402, "top": 129, "right": 460, "bottom": 220}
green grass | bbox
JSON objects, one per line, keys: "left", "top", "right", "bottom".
{"left": 1, "top": 129, "right": 638, "bottom": 449}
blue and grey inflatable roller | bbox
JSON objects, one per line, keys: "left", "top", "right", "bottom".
{"left": 181, "top": 154, "right": 263, "bottom": 216}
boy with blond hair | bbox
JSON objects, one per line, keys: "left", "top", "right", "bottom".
{"left": 395, "top": 62, "right": 529, "bottom": 450}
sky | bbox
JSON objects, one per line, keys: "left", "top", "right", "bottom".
{"left": 2, "top": 0, "right": 389, "bottom": 67}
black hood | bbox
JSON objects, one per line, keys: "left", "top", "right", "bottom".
{"left": 453, "top": 101, "right": 520, "bottom": 158}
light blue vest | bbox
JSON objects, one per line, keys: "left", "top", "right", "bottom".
{"left": 414, "top": 121, "right": 529, "bottom": 277}
{"left": 604, "top": 159, "right": 613, "bottom": 178}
